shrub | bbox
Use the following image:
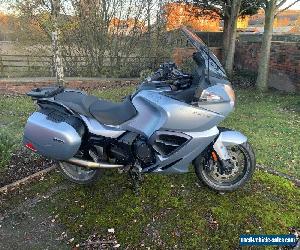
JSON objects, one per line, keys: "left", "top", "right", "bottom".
{"left": 0, "top": 129, "right": 17, "bottom": 171}
{"left": 179, "top": 57, "right": 196, "bottom": 74}
{"left": 139, "top": 69, "right": 153, "bottom": 81}
{"left": 232, "top": 69, "right": 257, "bottom": 88}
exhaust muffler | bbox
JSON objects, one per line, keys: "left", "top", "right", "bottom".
{"left": 65, "top": 158, "right": 124, "bottom": 169}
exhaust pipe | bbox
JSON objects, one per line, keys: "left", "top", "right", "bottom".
{"left": 65, "top": 158, "right": 124, "bottom": 169}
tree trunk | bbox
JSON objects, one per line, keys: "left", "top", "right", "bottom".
{"left": 222, "top": 14, "right": 230, "bottom": 62}
{"left": 256, "top": 1, "right": 276, "bottom": 91}
{"left": 224, "top": 0, "right": 241, "bottom": 77}
{"left": 147, "top": 0, "right": 152, "bottom": 54}
{"left": 52, "top": 0, "right": 64, "bottom": 86}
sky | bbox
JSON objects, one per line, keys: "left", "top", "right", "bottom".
{"left": 281, "top": 0, "right": 300, "bottom": 10}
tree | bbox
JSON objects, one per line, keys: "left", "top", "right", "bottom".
{"left": 224, "top": 0, "right": 241, "bottom": 76}
{"left": 11, "top": 0, "right": 172, "bottom": 78}
{"left": 256, "top": 0, "right": 300, "bottom": 91}
{"left": 13, "top": 0, "right": 65, "bottom": 84}
{"left": 51, "top": 0, "right": 64, "bottom": 86}
{"left": 187, "top": 0, "right": 261, "bottom": 76}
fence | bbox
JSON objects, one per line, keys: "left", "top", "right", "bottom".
{"left": 0, "top": 54, "right": 167, "bottom": 78}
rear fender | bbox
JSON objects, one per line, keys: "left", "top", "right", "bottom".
{"left": 213, "top": 129, "right": 248, "bottom": 160}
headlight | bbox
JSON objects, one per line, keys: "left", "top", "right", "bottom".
{"left": 199, "top": 84, "right": 235, "bottom": 105}
{"left": 200, "top": 90, "right": 223, "bottom": 102}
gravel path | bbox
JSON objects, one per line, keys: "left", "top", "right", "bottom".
{"left": 0, "top": 184, "right": 70, "bottom": 250}
{"left": 0, "top": 148, "right": 54, "bottom": 188}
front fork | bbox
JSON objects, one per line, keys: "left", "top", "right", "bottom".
{"left": 201, "top": 129, "right": 248, "bottom": 174}
{"left": 212, "top": 129, "right": 248, "bottom": 170}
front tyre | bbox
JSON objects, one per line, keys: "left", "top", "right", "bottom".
{"left": 194, "top": 142, "right": 256, "bottom": 192}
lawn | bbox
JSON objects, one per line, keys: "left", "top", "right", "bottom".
{"left": 223, "top": 89, "right": 300, "bottom": 178}
{"left": 0, "top": 85, "right": 299, "bottom": 248}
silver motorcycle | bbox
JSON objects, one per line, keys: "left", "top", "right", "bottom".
{"left": 23, "top": 27, "right": 255, "bottom": 192}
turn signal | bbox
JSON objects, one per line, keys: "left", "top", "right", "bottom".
{"left": 211, "top": 151, "right": 218, "bottom": 161}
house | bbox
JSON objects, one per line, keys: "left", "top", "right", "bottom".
{"left": 108, "top": 17, "right": 146, "bottom": 36}
{"left": 164, "top": 3, "right": 221, "bottom": 32}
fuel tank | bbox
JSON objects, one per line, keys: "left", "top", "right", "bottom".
{"left": 23, "top": 110, "right": 85, "bottom": 160}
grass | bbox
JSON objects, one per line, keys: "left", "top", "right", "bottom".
{"left": 0, "top": 129, "right": 17, "bottom": 172}
{"left": 0, "top": 95, "right": 35, "bottom": 170}
{"left": 53, "top": 170, "right": 299, "bottom": 249}
{"left": 2, "top": 166, "right": 299, "bottom": 249}
{"left": 222, "top": 89, "right": 300, "bottom": 178}
{"left": 0, "top": 85, "right": 299, "bottom": 248}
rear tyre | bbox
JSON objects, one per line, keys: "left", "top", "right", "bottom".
{"left": 194, "top": 142, "right": 256, "bottom": 192}
{"left": 59, "top": 162, "right": 102, "bottom": 185}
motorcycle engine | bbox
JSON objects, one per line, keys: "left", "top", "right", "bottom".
{"left": 133, "top": 139, "right": 156, "bottom": 165}
{"left": 110, "top": 132, "right": 155, "bottom": 167}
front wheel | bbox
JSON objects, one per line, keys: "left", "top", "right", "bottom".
{"left": 194, "top": 142, "right": 256, "bottom": 192}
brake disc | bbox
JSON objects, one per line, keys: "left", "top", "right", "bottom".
{"left": 210, "top": 150, "right": 240, "bottom": 181}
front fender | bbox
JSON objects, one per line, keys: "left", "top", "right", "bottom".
{"left": 213, "top": 129, "right": 248, "bottom": 160}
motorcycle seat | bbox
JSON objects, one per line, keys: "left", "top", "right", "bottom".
{"left": 55, "top": 91, "right": 98, "bottom": 117}
{"left": 89, "top": 97, "right": 137, "bottom": 126}
{"left": 54, "top": 91, "right": 137, "bottom": 126}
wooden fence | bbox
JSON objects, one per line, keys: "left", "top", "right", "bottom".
{"left": 0, "top": 54, "right": 53, "bottom": 77}
{"left": 0, "top": 54, "right": 167, "bottom": 78}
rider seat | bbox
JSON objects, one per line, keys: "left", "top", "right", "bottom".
{"left": 54, "top": 91, "right": 137, "bottom": 126}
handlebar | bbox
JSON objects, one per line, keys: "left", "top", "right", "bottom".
{"left": 147, "top": 62, "right": 192, "bottom": 88}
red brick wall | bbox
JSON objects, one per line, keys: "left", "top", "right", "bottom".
{"left": 173, "top": 47, "right": 223, "bottom": 66}
{"left": 173, "top": 48, "right": 196, "bottom": 65}
{"left": 235, "top": 41, "right": 300, "bottom": 93}
{"left": 173, "top": 42, "right": 299, "bottom": 93}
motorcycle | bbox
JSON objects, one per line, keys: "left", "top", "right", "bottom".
{"left": 23, "top": 27, "right": 255, "bottom": 192}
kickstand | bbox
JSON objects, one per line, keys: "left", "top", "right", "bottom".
{"left": 129, "top": 168, "right": 143, "bottom": 196}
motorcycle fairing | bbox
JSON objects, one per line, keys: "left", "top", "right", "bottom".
{"left": 120, "top": 90, "right": 225, "bottom": 137}
{"left": 80, "top": 115, "right": 126, "bottom": 138}
{"left": 143, "top": 126, "right": 219, "bottom": 173}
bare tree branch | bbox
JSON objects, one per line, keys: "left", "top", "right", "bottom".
{"left": 276, "top": 0, "right": 300, "bottom": 14}
{"left": 276, "top": 0, "right": 288, "bottom": 10}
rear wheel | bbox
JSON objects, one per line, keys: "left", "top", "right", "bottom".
{"left": 59, "top": 162, "right": 102, "bottom": 185}
{"left": 194, "top": 142, "right": 255, "bottom": 192}
{"left": 59, "top": 150, "right": 102, "bottom": 185}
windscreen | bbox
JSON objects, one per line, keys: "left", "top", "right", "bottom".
{"left": 181, "top": 27, "right": 227, "bottom": 80}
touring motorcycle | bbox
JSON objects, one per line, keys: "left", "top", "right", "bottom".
{"left": 23, "top": 27, "right": 255, "bottom": 192}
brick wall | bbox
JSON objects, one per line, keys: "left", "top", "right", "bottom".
{"left": 173, "top": 47, "right": 223, "bottom": 66}
{"left": 173, "top": 41, "right": 300, "bottom": 93}
{"left": 235, "top": 41, "right": 300, "bottom": 93}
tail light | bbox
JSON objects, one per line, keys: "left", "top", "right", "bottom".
{"left": 25, "top": 142, "right": 37, "bottom": 152}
